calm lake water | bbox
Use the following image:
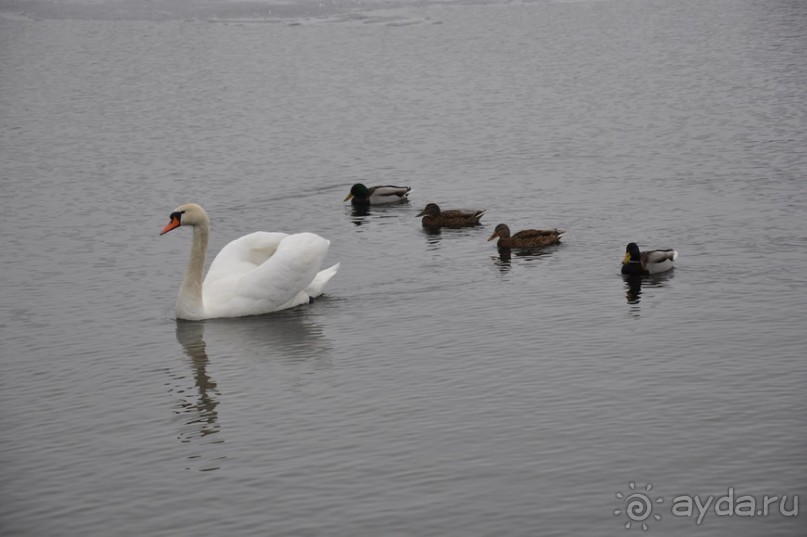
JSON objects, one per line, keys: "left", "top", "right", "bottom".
{"left": 1, "top": 0, "right": 805, "bottom": 535}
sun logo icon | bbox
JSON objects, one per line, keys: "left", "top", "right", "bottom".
{"left": 614, "top": 482, "right": 663, "bottom": 531}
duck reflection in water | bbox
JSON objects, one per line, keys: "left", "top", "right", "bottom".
{"left": 350, "top": 205, "right": 370, "bottom": 223}
{"left": 347, "top": 203, "right": 412, "bottom": 226}
{"left": 624, "top": 274, "right": 644, "bottom": 305}
{"left": 422, "top": 224, "right": 443, "bottom": 237}
{"left": 622, "top": 271, "right": 675, "bottom": 307}
{"left": 494, "top": 246, "right": 512, "bottom": 271}
{"left": 421, "top": 225, "right": 484, "bottom": 252}
{"left": 491, "top": 245, "right": 557, "bottom": 271}
{"left": 421, "top": 220, "right": 488, "bottom": 240}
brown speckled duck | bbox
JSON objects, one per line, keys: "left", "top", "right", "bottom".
{"left": 417, "top": 203, "right": 485, "bottom": 229}
{"left": 487, "top": 223, "right": 564, "bottom": 248}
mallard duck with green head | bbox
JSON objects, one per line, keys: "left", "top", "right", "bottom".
{"left": 344, "top": 183, "right": 411, "bottom": 207}
{"left": 487, "top": 223, "right": 564, "bottom": 248}
{"left": 621, "top": 242, "right": 678, "bottom": 275}
{"left": 416, "top": 203, "right": 485, "bottom": 229}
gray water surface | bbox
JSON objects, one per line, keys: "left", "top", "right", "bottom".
{"left": 1, "top": 0, "right": 805, "bottom": 535}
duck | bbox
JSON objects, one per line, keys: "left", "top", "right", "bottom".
{"left": 487, "top": 223, "right": 564, "bottom": 248}
{"left": 621, "top": 242, "right": 678, "bottom": 275}
{"left": 343, "top": 183, "right": 411, "bottom": 207}
{"left": 160, "top": 203, "right": 339, "bottom": 320}
{"left": 416, "top": 203, "right": 485, "bottom": 229}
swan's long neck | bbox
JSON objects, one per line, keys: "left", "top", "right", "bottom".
{"left": 176, "top": 221, "right": 209, "bottom": 320}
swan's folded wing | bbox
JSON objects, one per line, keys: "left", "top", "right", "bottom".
{"left": 305, "top": 262, "right": 340, "bottom": 298}
{"left": 205, "top": 232, "right": 288, "bottom": 287}
{"left": 231, "top": 232, "right": 330, "bottom": 313}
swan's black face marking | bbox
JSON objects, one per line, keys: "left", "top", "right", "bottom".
{"left": 160, "top": 210, "right": 186, "bottom": 235}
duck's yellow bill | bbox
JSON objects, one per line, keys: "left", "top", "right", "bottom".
{"left": 622, "top": 253, "right": 631, "bottom": 264}
{"left": 343, "top": 193, "right": 354, "bottom": 201}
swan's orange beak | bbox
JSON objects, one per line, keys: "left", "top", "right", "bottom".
{"left": 160, "top": 217, "right": 181, "bottom": 235}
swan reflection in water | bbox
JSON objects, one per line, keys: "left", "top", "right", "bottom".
{"left": 173, "top": 320, "right": 224, "bottom": 472}
{"left": 173, "top": 310, "right": 331, "bottom": 471}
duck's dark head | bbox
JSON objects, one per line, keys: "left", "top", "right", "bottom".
{"left": 487, "top": 223, "right": 511, "bottom": 241}
{"left": 344, "top": 183, "right": 370, "bottom": 202}
{"left": 416, "top": 203, "right": 441, "bottom": 218}
{"left": 623, "top": 242, "right": 642, "bottom": 263}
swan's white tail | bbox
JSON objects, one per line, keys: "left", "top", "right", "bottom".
{"left": 305, "top": 262, "right": 340, "bottom": 298}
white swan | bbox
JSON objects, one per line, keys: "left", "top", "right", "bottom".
{"left": 160, "top": 203, "right": 339, "bottom": 320}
